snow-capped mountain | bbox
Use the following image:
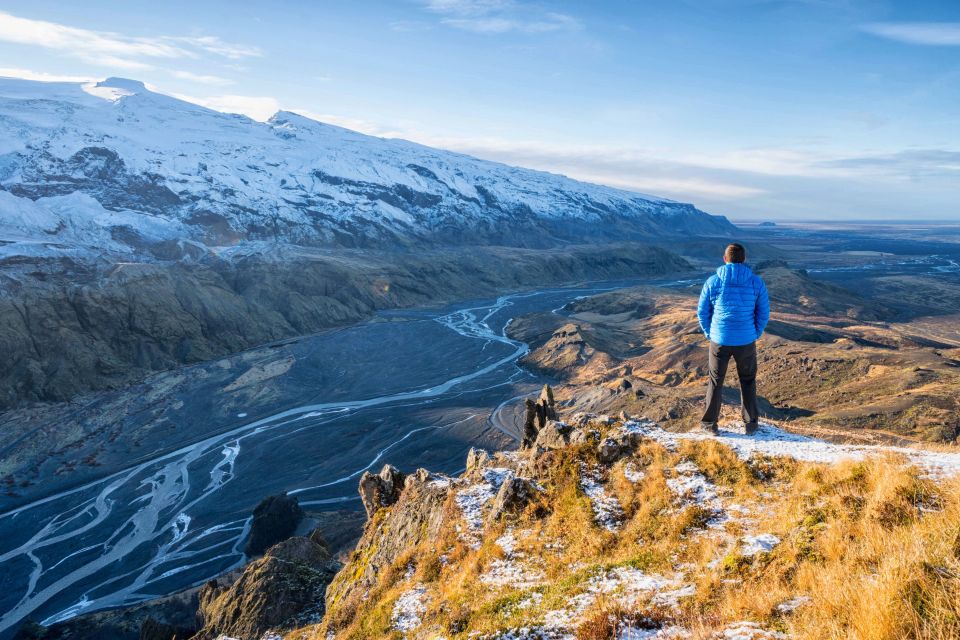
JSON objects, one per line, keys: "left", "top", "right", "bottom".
{"left": 0, "top": 77, "right": 732, "bottom": 258}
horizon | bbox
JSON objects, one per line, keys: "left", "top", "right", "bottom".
{"left": 0, "top": 0, "right": 957, "bottom": 221}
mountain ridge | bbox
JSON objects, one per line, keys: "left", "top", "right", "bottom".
{"left": 0, "top": 76, "right": 734, "bottom": 257}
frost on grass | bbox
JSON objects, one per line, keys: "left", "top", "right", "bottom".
{"left": 622, "top": 418, "right": 960, "bottom": 479}
{"left": 480, "top": 529, "right": 545, "bottom": 589}
{"left": 740, "top": 534, "right": 780, "bottom": 557}
{"left": 580, "top": 465, "right": 624, "bottom": 531}
{"left": 455, "top": 467, "right": 514, "bottom": 548}
{"left": 481, "top": 529, "right": 546, "bottom": 589}
{"left": 623, "top": 462, "right": 646, "bottom": 483}
{"left": 391, "top": 584, "right": 428, "bottom": 634}
{"left": 776, "top": 595, "right": 811, "bottom": 612}
{"left": 666, "top": 460, "right": 727, "bottom": 528}
{"left": 618, "top": 627, "right": 689, "bottom": 639}
{"left": 715, "top": 621, "right": 787, "bottom": 639}
{"left": 541, "top": 566, "right": 691, "bottom": 631}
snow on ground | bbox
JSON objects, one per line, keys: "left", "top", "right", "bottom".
{"left": 481, "top": 529, "right": 545, "bottom": 589}
{"left": 624, "top": 419, "right": 960, "bottom": 478}
{"left": 580, "top": 466, "right": 624, "bottom": 531}
{"left": 542, "top": 566, "right": 691, "bottom": 630}
{"left": 776, "top": 595, "right": 811, "bottom": 613}
{"left": 618, "top": 627, "right": 689, "bottom": 639}
{"left": 715, "top": 621, "right": 787, "bottom": 639}
{"left": 391, "top": 584, "right": 429, "bottom": 634}
{"left": 623, "top": 462, "right": 646, "bottom": 483}
{"left": 740, "top": 534, "right": 780, "bottom": 557}
{"left": 455, "top": 467, "right": 514, "bottom": 548}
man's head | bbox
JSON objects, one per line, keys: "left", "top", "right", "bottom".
{"left": 724, "top": 243, "right": 746, "bottom": 264}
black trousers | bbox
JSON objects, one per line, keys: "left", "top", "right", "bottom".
{"left": 702, "top": 341, "right": 759, "bottom": 426}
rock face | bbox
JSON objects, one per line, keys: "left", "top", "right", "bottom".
{"left": 522, "top": 384, "right": 559, "bottom": 447}
{"left": 358, "top": 464, "right": 406, "bottom": 519}
{"left": 194, "top": 536, "right": 340, "bottom": 640}
{"left": 244, "top": 494, "right": 304, "bottom": 557}
{"left": 324, "top": 468, "right": 451, "bottom": 616}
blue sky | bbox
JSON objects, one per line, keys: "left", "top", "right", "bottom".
{"left": 0, "top": 0, "right": 957, "bottom": 220}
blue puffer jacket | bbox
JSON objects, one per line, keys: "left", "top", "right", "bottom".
{"left": 697, "top": 263, "right": 770, "bottom": 346}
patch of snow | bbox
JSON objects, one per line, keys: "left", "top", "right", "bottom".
{"left": 481, "top": 528, "right": 545, "bottom": 588}
{"left": 391, "top": 584, "right": 428, "bottom": 634}
{"left": 580, "top": 466, "right": 624, "bottom": 531}
{"left": 623, "top": 462, "right": 646, "bottom": 483}
{"left": 623, "top": 419, "right": 960, "bottom": 479}
{"left": 618, "top": 627, "right": 690, "bottom": 639}
{"left": 776, "top": 595, "right": 811, "bottom": 613}
{"left": 715, "top": 621, "right": 786, "bottom": 639}
{"left": 740, "top": 534, "right": 780, "bottom": 557}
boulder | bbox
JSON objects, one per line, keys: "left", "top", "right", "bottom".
{"left": 534, "top": 420, "right": 572, "bottom": 450}
{"left": 244, "top": 494, "right": 304, "bottom": 557}
{"left": 597, "top": 438, "right": 623, "bottom": 463}
{"left": 570, "top": 428, "right": 599, "bottom": 445}
{"left": 487, "top": 476, "right": 536, "bottom": 522}
{"left": 358, "top": 464, "right": 406, "bottom": 519}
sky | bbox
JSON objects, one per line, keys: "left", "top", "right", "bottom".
{"left": 0, "top": 0, "right": 957, "bottom": 221}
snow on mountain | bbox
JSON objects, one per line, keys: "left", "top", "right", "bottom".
{"left": 0, "top": 77, "right": 733, "bottom": 258}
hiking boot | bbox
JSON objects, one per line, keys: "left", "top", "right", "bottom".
{"left": 698, "top": 421, "right": 720, "bottom": 435}
{"left": 744, "top": 422, "right": 759, "bottom": 436}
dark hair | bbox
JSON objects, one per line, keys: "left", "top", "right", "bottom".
{"left": 724, "top": 243, "right": 746, "bottom": 263}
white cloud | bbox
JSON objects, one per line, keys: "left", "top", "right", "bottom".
{"left": 171, "top": 70, "right": 234, "bottom": 86}
{"left": 174, "top": 93, "right": 281, "bottom": 121}
{"left": 861, "top": 22, "right": 960, "bottom": 46}
{"left": 0, "top": 67, "right": 97, "bottom": 83}
{"left": 423, "top": 0, "right": 580, "bottom": 34}
{"left": 0, "top": 10, "right": 261, "bottom": 70}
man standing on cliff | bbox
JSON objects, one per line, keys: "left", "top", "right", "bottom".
{"left": 697, "top": 243, "right": 770, "bottom": 435}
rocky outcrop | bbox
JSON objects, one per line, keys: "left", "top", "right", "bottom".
{"left": 522, "top": 384, "right": 559, "bottom": 447}
{"left": 244, "top": 494, "right": 304, "bottom": 557}
{"left": 194, "top": 536, "right": 340, "bottom": 640}
{"left": 358, "top": 464, "right": 406, "bottom": 519}
{"left": 325, "top": 467, "right": 450, "bottom": 616}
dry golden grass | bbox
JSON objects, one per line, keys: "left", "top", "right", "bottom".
{"left": 306, "top": 423, "right": 960, "bottom": 640}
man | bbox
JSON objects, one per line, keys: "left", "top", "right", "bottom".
{"left": 697, "top": 243, "right": 770, "bottom": 435}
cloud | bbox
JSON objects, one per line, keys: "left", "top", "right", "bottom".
{"left": 0, "top": 67, "right": 97, "bottom": 83}
{"left": 0, "top": 10, "right": 261, "bottom": 70}
{"left": 819, "top": 149, "right": 960, "bottom": 177}
{"left": 171, "top": 70, "right": 234, "bottom": 86}
{"left": 174, "top": 93, "right": 280, "bottom": 121}
{"left": 861, "top": 22, "right": 960, "bottom": 46}
{"left": 423, "top": 0, "right": 580, "bottom": 34}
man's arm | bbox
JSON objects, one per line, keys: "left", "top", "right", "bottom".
{"left": 697, "top": 279, "right": 714, "bottom": 338}
{"left": 755, "top": 278, "right": 770, "bottom": 338}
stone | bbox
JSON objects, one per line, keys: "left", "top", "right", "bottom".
{"left": 359, "top": 464, "right": 406, "bottom": 519}
{"left": 534, "top": 420, "right": 572, "bottom": 450}
{"left": 487, "top": 476, "right": 536, "bottom": 522}
{"left": 569, "top": 429, "right": 599, "bottom": 445}
{"left": 244, "top": 493, "right": 304, "bottom": 557}
{"left": 597, "top": 438, "right": 623, "bottom": 463}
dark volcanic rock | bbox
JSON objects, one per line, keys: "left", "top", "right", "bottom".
{"left": 194, "top": 536, "right": 340, "bottom": 640}
{"left": 244, "top": 493, "right": 304, "bottom": 557}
